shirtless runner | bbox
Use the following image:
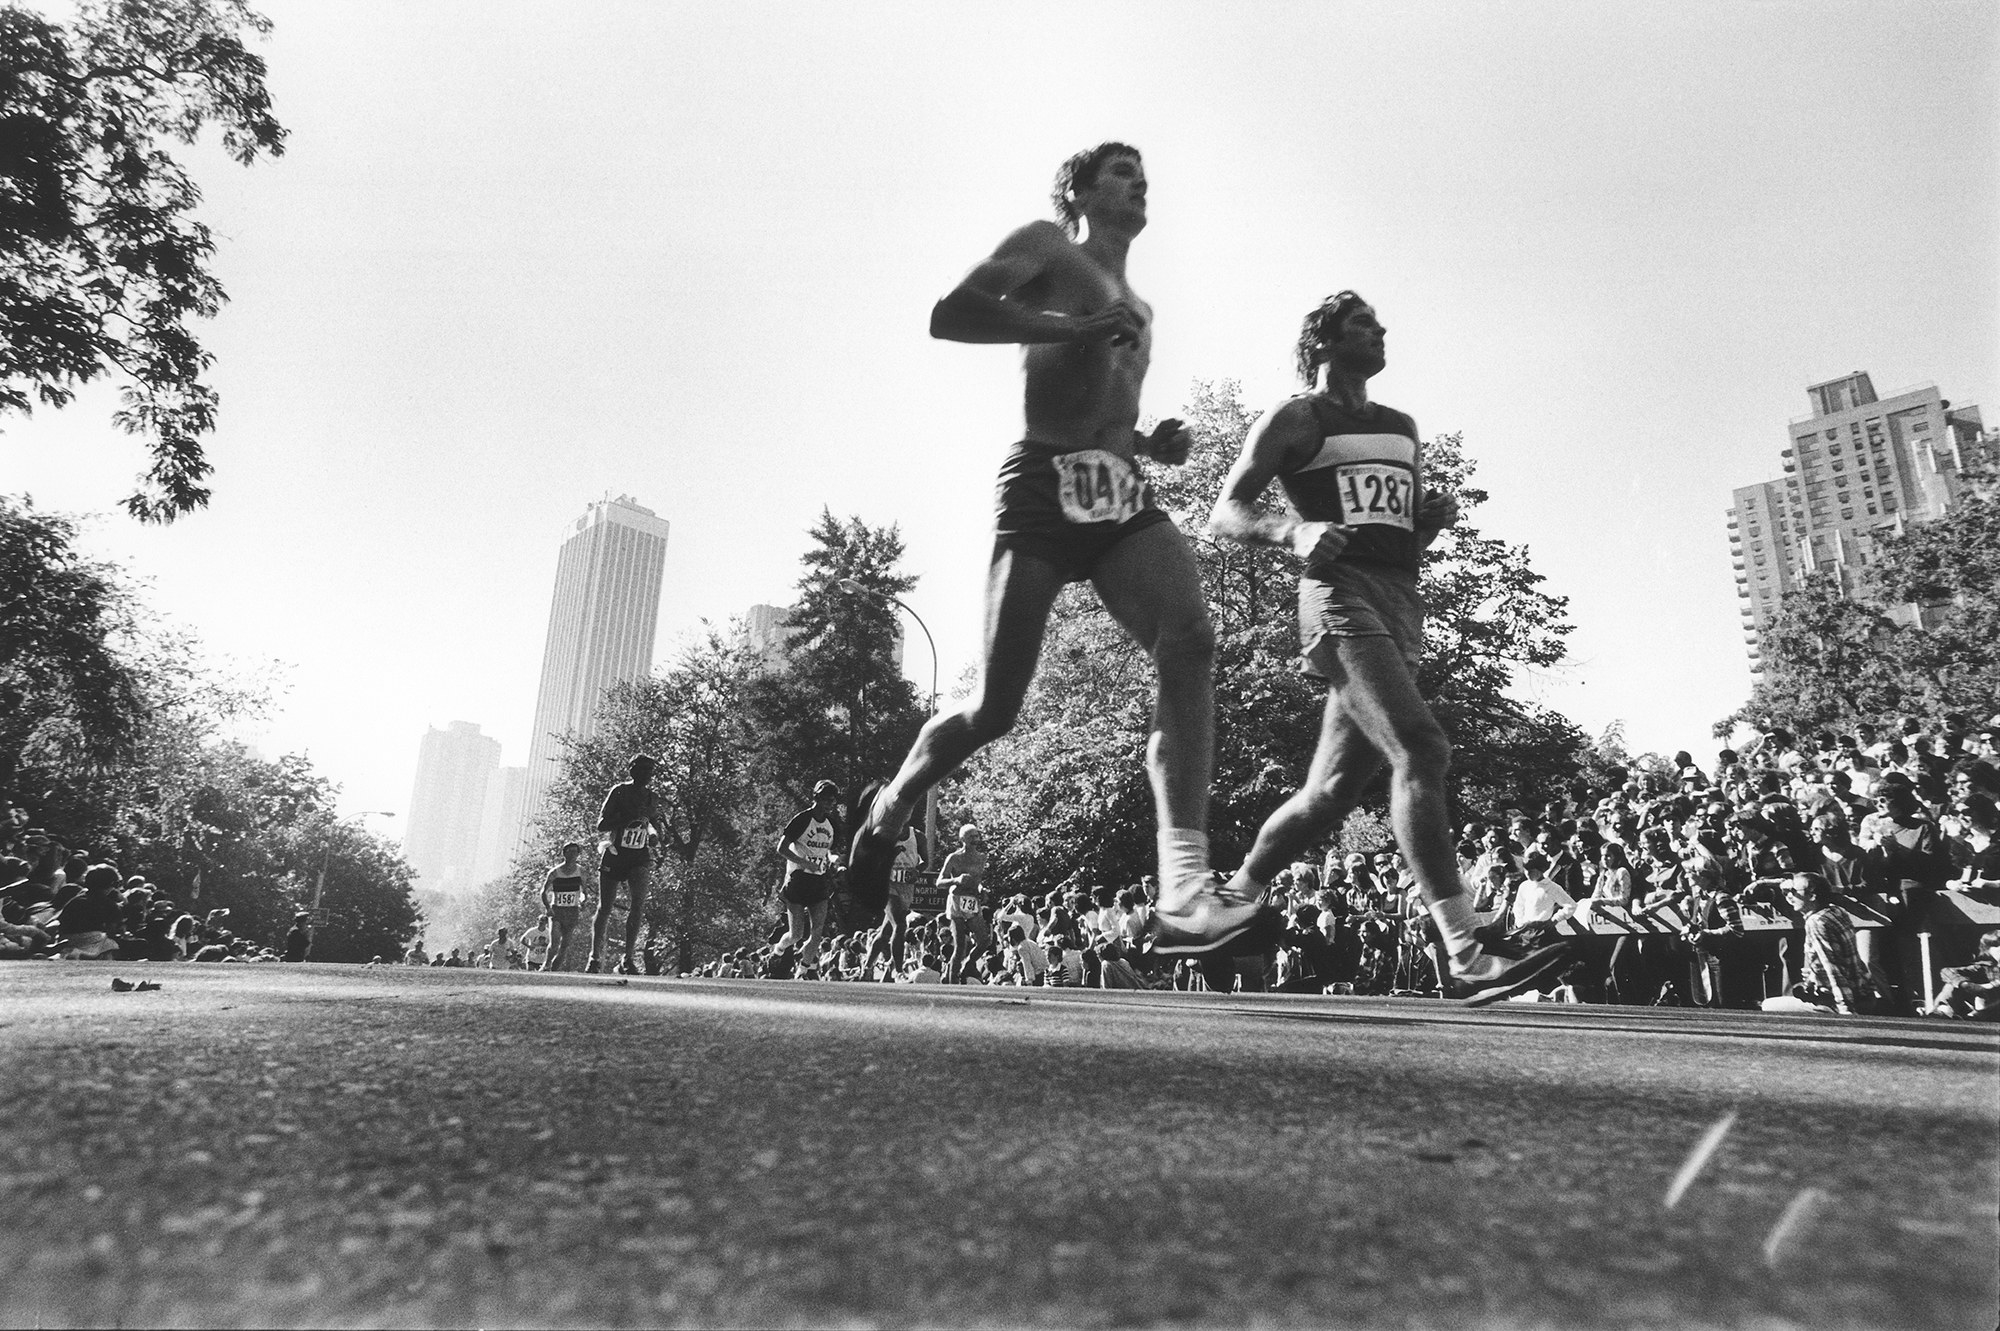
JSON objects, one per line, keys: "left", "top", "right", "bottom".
{"left": 846, "top": 142, "right": 1264, "bottom": 955}
{"left": 1208, "top": 292, "right": 1568, "bottom": 1005}
{"left": 587, "top": 754, "right": 658, "bottom": 976}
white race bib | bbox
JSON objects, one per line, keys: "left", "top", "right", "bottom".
{"left": 619, "top": 825, "right": 650, "bottom": 851}
{"left": 552, "top": 890, "right": 582, "bottom": 908}
{"left": 1335, "top": 463, "right": 1415, "bottom": 529}
{"left": 1054, "top": 450, "right": 1145, "bottom": 525}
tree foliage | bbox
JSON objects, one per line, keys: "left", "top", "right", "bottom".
{"left": 744, "top": 509, "right": 929, "bottom": 808}
{"left": 1, "top": 0, "right": 286, "bottom": 520}
{"left": 2, "top": 497, "right": 417, "bottom": 956}
{"left": 955, "top": 379, "right": 1588, "bottom": 892}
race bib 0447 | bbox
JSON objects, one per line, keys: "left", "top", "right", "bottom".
{"left": 1055, "top": 450, "right": 1145, "bottom": 525}
{"left": 1335, "top": 462, "right": 1415, "bottom": 530}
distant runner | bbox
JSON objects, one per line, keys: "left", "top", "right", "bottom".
{"left": 588, "top": 755, "right": 659, "bottom": 976}
{"left": 861, "top": 822, "right": 926, "bottom": 981}
{"left": 541, "top": 841, "right": 587, "bottom": 972}
{"left": 776, "top": 780, "right": 846, "bottom": 974}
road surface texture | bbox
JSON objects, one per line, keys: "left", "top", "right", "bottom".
{"left": 1, "top": 963, "right": 1994, "bottom": 1330}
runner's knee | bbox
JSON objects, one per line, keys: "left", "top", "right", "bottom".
{"left": 1152, "top": 612, "right": 1216, "bottom": 675}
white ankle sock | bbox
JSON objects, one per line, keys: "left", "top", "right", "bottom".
{"left": 1428, "top": 893, "right": 1480, "bottom": 964}
{"left": 1158, "top": 827, "right": 1210, "bottom": 890}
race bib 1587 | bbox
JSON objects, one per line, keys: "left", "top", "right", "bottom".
{"left": 1055, "top": 450, "right": 1145, "bottom": 525}
{"left": 1334, "top": 462, "right": 1415, "bottom": 529}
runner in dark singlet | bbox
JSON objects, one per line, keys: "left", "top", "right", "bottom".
{"left": 1209, "top": 292, "right": 1569, "bottom": 1007}
{"left": 540, "top": 841, "right": 586, "bottom": 972}
{"left": 776, "top": 780, "right": 845, "bottom": 974}
{"left": 846, "top": 143, "right": 1270, "bottom": 958}
{"left": 861, "top": 822, "right": 926, "bottom": 981}
{"left": 588, "top": 754, "right": 658, "bottom": 976}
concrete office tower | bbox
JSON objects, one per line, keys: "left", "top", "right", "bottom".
{"left": 472, "top": 765, "right": 528, "bottom": 885}
{"left": 404, "top": 721, "right": 502, "bottom": 893}
{"left": 522, "top": 496, "right": 671, "bottom": 838}
{"left": 742, "top": 603, "right": 797, "bottom": 673}
{"left": 1729, "top": 372, "right": 1983, "bottom": 672}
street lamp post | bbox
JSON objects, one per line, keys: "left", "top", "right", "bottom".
{"left": 316, "top": 810, "right": 396, "bottom": 917}
{"left": 835, "top": 577, "right": 940, "bottom": 866}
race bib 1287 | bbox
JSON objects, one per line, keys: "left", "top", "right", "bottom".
{"left": 1055, "top": 450, "right": 1145, "bottom": 525}
{"left": 1335, "top": 462, "right": 1415, "bottom": 529}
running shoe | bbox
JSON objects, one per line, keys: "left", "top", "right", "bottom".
{"left": 1445, "top": 941, "right": 1573, "bottom": 1008}
{"left": 1145, "top": 878, "right": 1278, "bottom": 957}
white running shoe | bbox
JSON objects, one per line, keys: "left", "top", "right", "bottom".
{"left": 1146, "top": 876, "right": 1271, "bottom": 957}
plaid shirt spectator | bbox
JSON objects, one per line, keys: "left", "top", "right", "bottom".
{"left": 1801, "top": 906, "right": 1867, "bottom": 1014}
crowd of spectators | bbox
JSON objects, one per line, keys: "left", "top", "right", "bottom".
{"left": 688, "top": 716, "right": 2000, "bottom": 1018}
{"left": 0, "top": 813, "right": 313, "bottom": 965}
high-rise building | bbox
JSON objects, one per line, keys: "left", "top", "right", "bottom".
{"left": 403, "top": 721, "right": 502, "bottom": 893}
{"left": 521, "top": 496, "right": 671, "bottom": 837}
{"left": 472, "top": 765, "right": 528, "bottom": 884}
{"left": 742, "top": 602, "right": 797, "bottom": 672}
{"left": 1729, "top": 372, "right": 1983, "bottom": 672}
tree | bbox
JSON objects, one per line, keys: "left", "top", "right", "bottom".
{"left": 0, "top": 496, "right": 147, "bottom": 801}
{"left": 955, "top": 379, "right": 1589, "bottom": 892}
{"left": 744, "top": 510, "right": 929, "bottom": 807}
{"left": 2, "top": 0, "right": 286, "bottom": 520}
{"left": 1714, "top": 574, "right": 1909, "bottom": 739}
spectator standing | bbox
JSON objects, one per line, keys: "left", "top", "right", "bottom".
{"left": 282, "top": 910, "right": 314, "bottom": 963}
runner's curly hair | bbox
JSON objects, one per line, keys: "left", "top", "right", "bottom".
{"left": 1052, "top": 142, "right": 1142, "bottom": 238}
{"left": 1294, "top": 290, "right": 1370, "bottom": 387}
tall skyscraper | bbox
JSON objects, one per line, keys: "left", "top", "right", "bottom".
{"left": 521, "top": 496, "right": 671, "bottom": 840}
{"left": 403, "top": 721, "right": 502, "bottom": 893}
{"left": 472, "top": 765, "right": 528, "bottom": 885}
{"left": 742, "top": 602, "right": 797, "bottom": 672}
{"left": 1729, "top": 372, "right": 1983, "bottom": 672}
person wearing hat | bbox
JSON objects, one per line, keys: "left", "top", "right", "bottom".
{"left": 774, "top": 780, "right": 846, "bottom": 974}
{"left": 588, "top": 753, "right": 660, "bottom": 976}
{"left": 282, "top": 909, "right": 313, "bottom": 963}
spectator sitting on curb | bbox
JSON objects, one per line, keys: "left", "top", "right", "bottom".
{"left": 1926, "top": 928, "right": 2000, "bottom": 1020}
{"left": 57, "top": 865, "right": 126, "bottom": 959}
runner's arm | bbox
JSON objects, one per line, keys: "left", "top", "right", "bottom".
{"left": 595, "top": 787, "right": 623, "bottom": 834}
{"left": 1409, "top": 424, "right": 1461, "bottom": 548}
{"left": 1209, "top": 400, "right": 1350, "bottom": 563}
{"left": 930, "top": 222, "right": 1141, "bottom": 346}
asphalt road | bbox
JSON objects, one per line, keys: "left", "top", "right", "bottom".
{"left": 1, "top": 963, "right": 1994, "bottom": 1330}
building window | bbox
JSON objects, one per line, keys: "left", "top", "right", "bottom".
{"left": 1912, "top": 420, "right": 1930, "bottom": 433}
{"left": 1867, "top": 505, "right": 1878, "bottom": 515}
{"left": 1841, "top": 509, "right": 1854, "bottom": 520}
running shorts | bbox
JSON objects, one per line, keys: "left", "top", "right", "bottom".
{"left": 993, "top": 443, "right": 1171, "bottom": 584}
{"left": 1298, "top": 561, "right": 1426, "bottom": 677}
{"left": 782, "top": 870, "right": 834, "bottom": 908}
{"left": 886, "top": 867, "right": 918, "bottom": 907}
{"left": 550, "top": 906, "right": 580, "bottom": 928}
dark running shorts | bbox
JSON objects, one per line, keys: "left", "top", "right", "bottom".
{"left": 993, "top": 443, "right": 1171, "bottom": 584}
{"left": 550, "top": 906, "right": 580, "bottom": 928}
{"left": 782, "top": 871, "right": 834, "bottom": 908}
{"left": 1299, "top": 562, "right": 1426, "bottom": 679}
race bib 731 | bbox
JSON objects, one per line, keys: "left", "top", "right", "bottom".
{"left": 1335, "top": 463, "right": 1415, "bottom": 529}
{"left": 1055, "top": 450, "right": 1145, "bottom": 525}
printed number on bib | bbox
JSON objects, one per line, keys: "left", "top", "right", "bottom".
{"left": 553, "top": 890, "right": 582, "bottom": 908}
{"left": 1336, "top": 463, "right": 1415, "bottom": 530}
{"left": 619, "top": 826, "right": 649, "bottom": 851}
{"left": 1055, "top": 450, "right": 1144, "bottom": 525}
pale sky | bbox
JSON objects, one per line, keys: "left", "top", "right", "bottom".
{"left": 7, "top": 0, "right": 1996, "bottom": 826}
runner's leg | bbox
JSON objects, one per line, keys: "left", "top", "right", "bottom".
{"left": 620, "top": 863, "right": 650, "bottom": 973}
{"left": 783, "top": 902, "right": 808, "bottom": 955}
{"left": 804, "top": 899, "right": 828, "bottom": 969}
{"left": 1233, "top": 689, "right": 1386, "bottom": 886}
{"left": 1087, "top": 521, "right": 1216, "bottom": 837}
{"left": 863, "top": 548, "right": 1068, "bottom": 838}
{"left": 887, "top": 897, "right": 910, "bottom": 971}
{"left": 588, "top": 874, "right": 621, "bottom": 973}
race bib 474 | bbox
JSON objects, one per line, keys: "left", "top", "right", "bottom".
{"left": 1055, "top": 450, "right": 1145, "bottom": 525}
